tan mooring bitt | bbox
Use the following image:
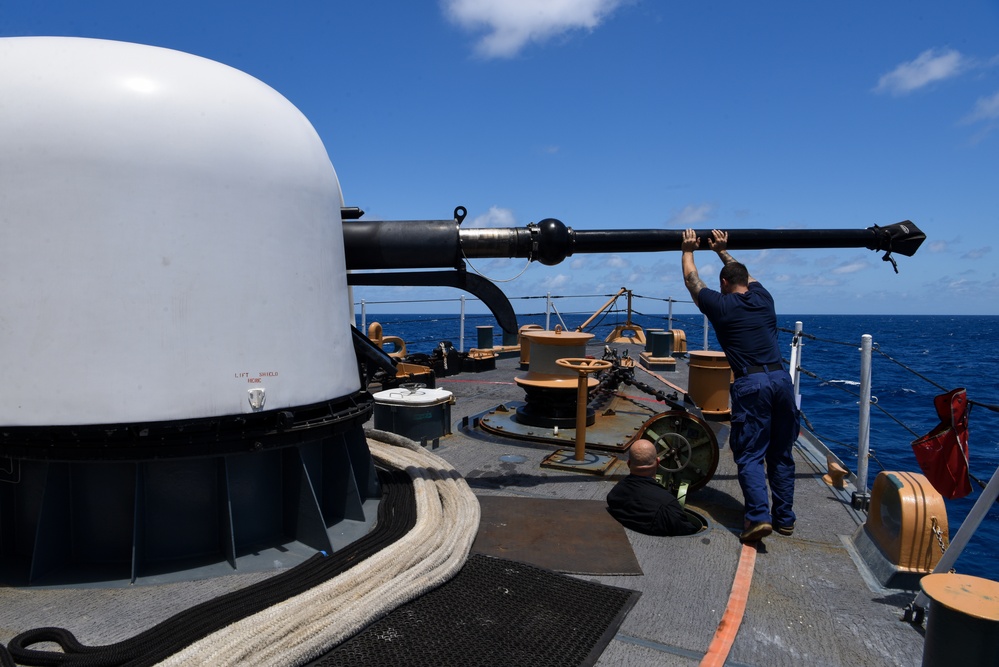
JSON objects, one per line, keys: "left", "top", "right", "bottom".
{"left": 823, "top": 455, "right": 849, "bottom": 489}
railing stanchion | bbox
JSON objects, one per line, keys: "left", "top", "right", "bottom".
{"left": 854, "top": 333, "right": 873, "bottom": 509}
{"left": 459, "top": 295, "right": 466, "bottom": 352}
{"left": 703, "top": 314, "right": 709, "bottom": 351}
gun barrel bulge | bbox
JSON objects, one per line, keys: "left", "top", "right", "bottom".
{"left": 343, "top": 217, "right": 924, "bottom": 271}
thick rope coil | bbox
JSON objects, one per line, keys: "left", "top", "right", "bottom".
{"left": 155, "top": 433, "right": 480, "bottom": 667}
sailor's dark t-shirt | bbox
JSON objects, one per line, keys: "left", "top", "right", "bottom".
{"left": 696, "top": 281, "right": 782, "bottom": 375}
{"left": 606, "top": 475, "right": 699, "bottom": 536}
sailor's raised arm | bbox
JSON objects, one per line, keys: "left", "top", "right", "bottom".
{"left": 709, "top": 229, "right": 756, "bottom": 284}
{"left": 681, "top": 229, "right": 707, "bottom": 305}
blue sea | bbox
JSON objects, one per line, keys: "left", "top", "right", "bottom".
{"left": 361, "top": 308, "right": 999, "bottom": 581}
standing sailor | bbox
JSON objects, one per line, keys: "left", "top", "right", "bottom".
{"left": 680, "top": 229, "right": 799, "bottom": 542}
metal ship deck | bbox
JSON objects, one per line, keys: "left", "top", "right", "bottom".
{"left": 430, "top": 345, "right": 926, "bottom": 666}
{"left": 0, "top": 339, "right": 927, "bottom": 667}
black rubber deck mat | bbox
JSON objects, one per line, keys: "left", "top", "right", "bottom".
{"left": 310, "top": 553, "right": 641, "bottom": 667}
{"left": 472, "top": 495, "right": 643, "bottom": 575}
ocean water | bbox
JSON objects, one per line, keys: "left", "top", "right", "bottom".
{"left": 362, "top": 310, "right": 999, "bottom": 581}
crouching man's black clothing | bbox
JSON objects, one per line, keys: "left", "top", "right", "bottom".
{"left": 607, "top": 475, "right": 700, "bottom": 536}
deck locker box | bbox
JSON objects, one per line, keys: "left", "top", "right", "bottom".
{"left": 372, "top": 387, "right": 454, "bottom": 447}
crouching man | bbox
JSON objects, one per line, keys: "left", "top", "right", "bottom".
{"left": 606, "top": 439, "right": 700, "bottom": 536}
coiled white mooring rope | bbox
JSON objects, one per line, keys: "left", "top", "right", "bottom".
{"left": 155, "top": 430, "right": 480, "bottom": 667}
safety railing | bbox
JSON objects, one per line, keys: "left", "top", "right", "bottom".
{"left": 785, "top": 320, "right": 999, "bottom": 589}
{"left": 355, "top": 291, "right": 705, "bottom": 353}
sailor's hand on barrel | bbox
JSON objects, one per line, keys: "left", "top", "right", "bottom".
{"left": 681, "top": 229, "right": 699, "bottom": 252}
{"left": 708, "top": 229, "right": 728, "bottom": 253}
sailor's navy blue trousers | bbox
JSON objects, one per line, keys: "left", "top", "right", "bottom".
{"left": 729, "top": 370, "right": 800, "bottom": 527}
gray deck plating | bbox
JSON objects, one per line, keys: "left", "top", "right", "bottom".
{"left": 433, "top": 349, "right": 925, "bottom": 667}
{"left": 0, "top": 346, "right": 926, "bottom": 666}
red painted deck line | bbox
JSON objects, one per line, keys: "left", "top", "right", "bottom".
{"left": 699, "top": 542, "right": 758, "bottom": 667}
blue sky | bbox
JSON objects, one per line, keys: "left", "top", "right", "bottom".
{"left": 4, "top": 1, "right": 997, "bottom": 316}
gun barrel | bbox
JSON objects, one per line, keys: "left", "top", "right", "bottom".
{"left": 343, "top": 217, "right": 925, "bottom": 271}
{"left": 569, "top": 228, "right": 886, "bottom": 254}
{"left": 342, "top": 219, "right": 461, "bottom": 270}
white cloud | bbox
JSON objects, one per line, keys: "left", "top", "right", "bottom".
{"left": 795, "top": 274, "right": 841, "bottom": 287}
{"left": 547, "top": 273, "right": 573, "bottom": 290}
{"left": 481, "top": 257, "right": 516, "bottom": 270}
{"left": 749, "top": 248, "right": 802, "bottom": 266}
{"left": 831, "top": 260, "right": 869, "bottom": 275}
{"left": 962, "top": 246, "right": 991, "bottom": 259}
{"left": 626, "top": 270, "right": 648, "bottom": 283}
{"left": 875, "top": 48, "right": 966, "bottom": 96}
{"left": 466, "top": 205, "right": 517, "bottom": 228}
{"left": 604, "top": 255, "right": 629, "bottom": 269}
{"left": 928, "top": 240, "right": 948, "bottom": 252}
{"left": 442, "top": 0, "right": 626, "bottom": 58}
{"left": 964, "top": 90, "right": 999, "bottom": 123}
{"left": 667, "top": 203, "right": 716, "bottom": 227}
